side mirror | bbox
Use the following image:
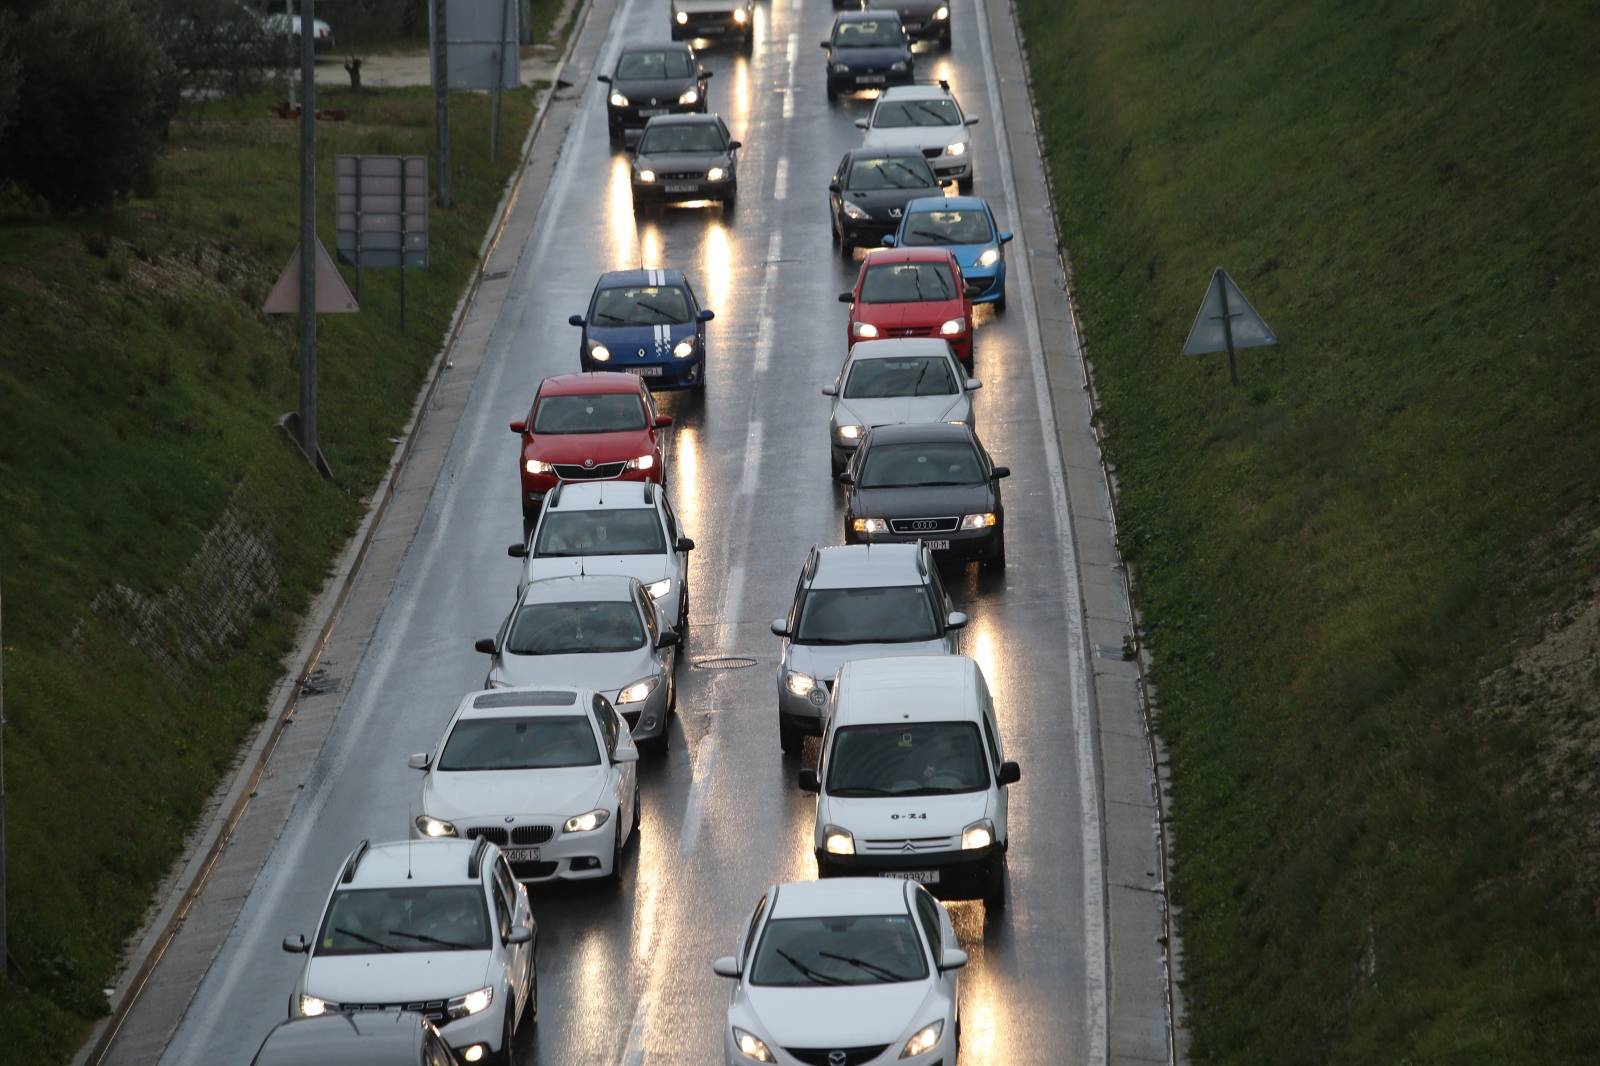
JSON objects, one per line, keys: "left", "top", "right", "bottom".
{"left": 596, "top": 74, "right": 612, "bottom": 84}
{"left": 798, "top": 768, "right": 821, "bottom": 793}
{"left": 820, "top": 384, "right": 837, "bottom": 397}
{"left": 568, "top": 313, "right": 585, "bottom": 327}
{"left": 881, "top": 235, "right": 897, "bottom": 248}
{"left": 676, "top": 536, "right": 696, "bottom": 551}
{"left": 999, "top": 231, "right": 1013, "bottom": 244}
{"left": 828, "top": 181, "right": 842, "bottom": 194}
{"left": 938, "top": 947, "right": 969, "bottom": 971}
{"left": 964, "top": 282, "right": 983, "bottom": 298}
{"left": 965, "top": 378, "right": 982, "bottom": 391}
{"left": 507, "top": 543, "right": 527, "bottom": 558}
{"left": 835, "top": 471, "right": 853, "bottom": 485}
{"left": 853, "top": 118, "right": 867, "bottom": 130}
{"left": 702, "top": 69, "right": 715, "bottom": 79}
{"left": 474, "top": 637, "right": 498, "bottom": 655}
{"left": 819, "top": 40, "right": 831, "bottom": 48}
{"left": 407, "top": 752, "right": 431, "bottom": 771}
{"left": 613, "top": 742, "right": 639, "bottom": 764}
{"left": 712, "top": 955, "right": 742, "bottom": 978}
{"left": 654, "top": 414, "right": 674, "bottom": 428}
{"left": 509, "top": 420, "right": 527, "bottom": 434}
{"left": 991, "top": 465, "right": 1010, "bottom": 479}
{"left": 656, "top": 628, "right": 681, "bottom": 649}
{"left": 946, "top": 610, "right": 968, "bottom": 630}
{"left": 998, "top": 760, "right": 1021, "bottom": 785}
{"left": 729, "top": 139, "right": 742, "bottom": 150}
{"left": 837, "top": 292, "right": 854, "bottom": 304}
{"left": 770, "top": 618, "right": 789, "bottom": 637}
{"left": 965, "top": 116, "right": 980, "bottom": 126}
{"left": 697, "top": 308, "right": 715, "bottom": 322}
{"left": 282, "top": 934, "right": 309, "bottom": 954}
{"left": 505, "top": 926, "right": 534, "bottom": 946}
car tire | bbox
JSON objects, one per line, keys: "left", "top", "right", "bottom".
{"left": 779, "top": 718, "right": 804, "bottom": 755}
{"left": 606, "top": 815, "right": 626, "bottom": 886}
{"left": 995, "top": 289, "right": 1008, "bottom": 313}
{"left": 981, "top": 534, "right": 1006, "bottom": 572}
{"left": 983, "top": 856, "right": 1008, "bottom": 910}
{"left": 723, "top": 187, "right": 737, "bottom": 214}
{"left": 839, "top": 234, "right": 855, "bottom": 258}
{"left": 494, "top": 1008, "right": 516, "bottom": 1066}
{"left": 827, "top": 84, "right": 839, "bottom": 102}
{"left": 525, "top": 950, "right": 538, "bottom": 1026}
{"left": 667, "top": 669, "right": 679, "bottom": 713}
{"left": 940, "top": 31, "right": 953, "bottom": 51}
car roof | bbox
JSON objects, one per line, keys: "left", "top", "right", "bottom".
{"left": 834, "top": 655, "right": 982, "bottom": 725}
{"left": 904, "top": 194, "right": 992, "bottom": 213}
{"left": 768, "top": 877, "right": 910, "bottom": 919}
{"left": 809, "top": 543, "right": 925, "bottom": 589}
{"left": 862, "top": 421, "right": 977, "bottom": 446}
{"left": 519, "top": 573, "right": 641, "bottom": 604}
{"left": 594, "top": 268, "right": 688, "bottom": 289}
{"left": 537, "top": 372, "right": 646, "bottom": 396}
{"left": 846, "top": 337, "right": 956, "bottom": 361}
{"left": 254, "top": 1011, "right": 430, "bottom": 1064}
{"left": 547, "top": 480, "right": 658, "bottom": 510}
{"left": 860, "top": 247, "right": 958, "bottom": 267}
{"left": 345, "top": 839, "right": 482, "bottom": 889}
{"left": 878, "top": 85, "right": 956, "bottom": 102}
{"left": 454, "top": 687, "right": 588, "bottom": 722}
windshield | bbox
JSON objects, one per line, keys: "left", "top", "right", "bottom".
{"left": 843, "top": 357, "right": 956, "bottom": 398}
{"left": 535, "top": 509, "right": 666, "bottom": 557}
{"left": 439, "top": 715, "right": 600, "bottom": 771}
{"left": 532, "top": 394, "right": 645, "bottom": 434}
{"left": 860, "top": 441, "right": 985, "bottom": 488}
{"left": 848, "top": 156, "right": 937, "bottom": 191}
{"left": 591, "top": 285, "right": 691, "bottom": 326}
{"left": 750, "top": 915, "right": 929, "bottom": 987}
{"left": 638, "top": 123, "right": 726, "bottom": 154}
{"left": 506, "top": 601, "right": 645, "bottom": 654}
{"left": 901, "top": 209, "right": 994, "bottom": 247}
{"left": 826, "top": 721, "right": 990, "bottom": 796}
{"left": 794, "top": 585, "right": 939, "bottom": 644}
{"left": 873, "top": 98, "right": 961, "bottom": 128}
{"left": 316, "top": 886, "right": 490, "bottom": 956}
{"left": 833, "top": 19, "right": 903, "bottom": 48}
{"left": 861, "top": 262, "right": 957, "bottom": 304}
{"left": 616, "top": 50, "right": 694, "bottom": 80}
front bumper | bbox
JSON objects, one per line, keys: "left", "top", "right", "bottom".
{"left": 902, "top": 16, "right": 950, "bottom": 42}
{"left": 838, "top": 213, "right": 899, "bottom": 246}
{"left": 632, "top": 177, "right": 735, "bottom": 204}
{"left": 609, "top": 98, "right": 706, "bottom": 133}
{"left": 963, "top": 263, "right": 1005, "bottom": 304}
{"left": 581, "top": 353, "right": 705, "bottom": 389}
{"left": 929, "top": 154, "right": 971, "bottom": 182}
{"left": 672, "top": 12, "right": 752, "bottom": 40}
{"left": 817, "top": 842, "right": 1001, "bottom": 901}
{"left": 846, "top": 520, "right": 1000, "bottom": 561}
{"left": 827, "top": 67, "right": 914, "bottom": 94}
{"left": 723, "top": 1027, "right": 951, "bottom": 1066}
{"left": 617, "top": 681, "right": 670, "bottom": 740}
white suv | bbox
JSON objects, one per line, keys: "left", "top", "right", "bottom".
{"left": 281, "top": 838, "right": 536, "bottom": 1065}
{"left": 799, "top": 655, "right": 1020, "bottom": 907}
{"left": 857, "top": 82, "right": 980, "bottom": 192}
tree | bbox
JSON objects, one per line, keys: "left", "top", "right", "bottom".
{"left": 138, "top": 0, "right": 277, "bottom": 112}
{"left": 0, "top": 12, "right": 20, "bottom": 144}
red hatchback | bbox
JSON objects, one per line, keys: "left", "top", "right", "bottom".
{"left": 839, "top": 247, "right": 974, "bottom": 364}
{"left": 511, "top": 372, "right": 671, "bottom": 527}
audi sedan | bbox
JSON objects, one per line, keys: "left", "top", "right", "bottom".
{"left": 630, "top": 113, "right": 741, "bottom": 211}
{"left": 598, "top": 43, "right": 711, "bottom": 145}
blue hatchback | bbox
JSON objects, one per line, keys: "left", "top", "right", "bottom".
{"left": 569, "top": 268, "right": 715, "bottom": 391}
{"left": 885, "top": 195, "right": 1013, "bottom": 310}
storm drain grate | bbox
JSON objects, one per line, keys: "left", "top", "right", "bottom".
{"left": 693, "top": 656, "right": 758, "bottom": 670}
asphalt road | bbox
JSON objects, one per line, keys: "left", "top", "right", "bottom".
{"left": 160, "top": 1, "right": 1099, "bottom": 1062}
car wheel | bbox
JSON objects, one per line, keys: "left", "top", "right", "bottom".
{"left": 830, "top": 451, "right": 845, "bottom": 477}
{"left": 494, "top": 1008, "right": 516, "bottom": 1065}
{"left": 940, "top": 31, "right": 953, "bottom": 51}
{"left": 779, "top": 718, "right": 803, "bottom": 755}
{"left": 995, "top": 289, "right": 1008, "bottom": 313}
{"left": 723, "top": 188, "right": 737, "bottom": 214}
{"left": 983, "top": 856, "right": 1008, "bottom": 910}
{"left": 981, "top": 534, "right": 1006, "bottom": 572}
{"left": 830, "top": 218, "right": 840, "bottom": 246}
{"left": 839, "top": 234, "right": 855, "bottom": 258}
{"left": 525, "top": 950, "right": 538, "bottom": 1026}
{"left": 678, "top": 584, "right": 690, "bottom": 630}
{"left": 608, "top": 121, "right": 622, "bottom": 146}
{"left": 826, "top": 84, "right": 839, "bottom": 102}
{"left": 668, "top": 669, "right": 679, "bottom": 713}
{"left": 606, "top": 815, "right": 626, "bottom": 885}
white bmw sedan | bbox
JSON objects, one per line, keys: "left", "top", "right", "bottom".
{"left": 713, "top": 878, "right": 966, "bottom": 1065}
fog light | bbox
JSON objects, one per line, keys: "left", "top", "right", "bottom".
{"left": 463, "top": 1046, "right": 486, "bottom": 1063}
{"left": 642, "top": 715, "right": 658, "bottom": 731}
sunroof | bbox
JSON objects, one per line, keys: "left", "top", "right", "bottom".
{"left": 473, "top": 690, "right": 577, "bottom": 709}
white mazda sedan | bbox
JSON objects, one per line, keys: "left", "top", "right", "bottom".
{"left": 712, "top": 878, "right": 966, "bottom": 1066}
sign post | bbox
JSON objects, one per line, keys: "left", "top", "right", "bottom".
{"left": 297, "top": 0, "right": 318, "bottom": 460}
{"left": 1181, "top": 267, "right": 1277, "bottom": 386}
{"left": 335, "top": 155, "right": 430, "bottom": 331}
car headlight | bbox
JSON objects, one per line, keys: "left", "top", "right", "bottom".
{"left": 672, "top": 339, "right": 695, "bottom": 358}
{"left": 563, "top": 808, "right": 611, "bottom": 833}
{"left": 841, "top": 199, "right": 869, "bottom": 220}
{"left": 415, "top": 814, "right": 458, "bottom": 838}
{"left": 977, "top": 246, "right": 1000, "bottom": 268}
{"left": 785, "top": 671, "right": 817, "bottom": 697}
{"left": 900, "top": 1020, "right": 944, "bottom": 1058}
{"left": 832, "top": 62, "right": 850, "bottom": 73}
{"left": 446, "top": 986, "right": 494, "bottom": 1020}
{"left": 706, "top": 166, "right": 727, "bottom": 182}
{"left": 939, "top": 317, "right": 966, "bottom": 336}
{"left": 823, "top": 824, "right": 856, "bottom": 855}
{"left": 852, "top": 321, "right": 880, "bottom": 339}
{"left": 637, "top": 168, "right": 657, "bottom": 183}
{"left": 851, "top": 517, "right": 890, "bottom": 534}
{"left": 961, "top": 818, "right": 994, "bottom": 850}
{"left": 589, "top": 343, "right": 611, "bottom": 362}
{"left": 298, "top": 994, "right": 334, "bottom": 1018}
{"left": 960, "top": 512, "right": 997, "bottom": 530}
{"left": 836, "top": 423, "right": 864, "bottom": 441}
{"left": 678, "top": 87, "right": 699, "bottom": 105}
{"left": 935, "top": 5, "right": 950, "bottom": 18}
{"left": 674, "top": 10, "right": 688, "bottom": 24}
{"left": 609, "top": 91, "right": 629, "bottom": 108}
{"left": 890, "top": 61, "right": 907, "bottom": 72}
{"left": 617, "top": 676, "right": 660, "bottom": 704}
{"left": 733, "top": 7, "right": 748, "bottom": 23}
{"left": 645, "top": 578, "right": 672, "bottom": 599}
{"left": 945, "top": 140, "right": 967, "bottom": 157}
{"left": 525, "top": 458, "right": 555, "bottom": 475}
{"left": 626, "top": 454, "right": 655, "bottom": 471}
{"left": 732, "top": 1027, "right": 776, "bottom": 1063}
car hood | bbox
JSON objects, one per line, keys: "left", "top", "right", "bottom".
{"left": 829, "top": 46, "right": 911, "bottom": 68}
{"left": 523, "top": 555, "right": 671, "bottom": 589}
{"left": 493, "top": 649, "right": 658, "bottom": 694}
{"left": 863, "top": 128, "right": 966, "bottom": 152}
{"left": 835, "top": 394, "right": 967, "bottom": 430}
{"left": 423, "top": 766, "right": 608, "bottom": 824}
{"left": 613, "top": 78, "right": 696, "bottom": 104}
{"left": 525, "top": 430, "right": 653, "bottom": 464}
{"left": 786, "top": 639, "right": 949, "bottom": 682}
{"left": 305, "top": 952, "right": 491, "bottom": 1005}
{"left": 825, "top": 790, "right": 991, "bottom": 838}
{"left": 586, "top": 321, "right": 697, "bottom": 362}
{"left": 844, "top": 187, "right": 942, "bottom": 217}
{"left": 635, "top": 150, "right": 731, "bottom": 173}
{"left": 849, "top": 482, "right": 993, "bottom": 520}
{"left": 743, "top": 980, "right": 941, "bottom": 1048}
{"left": 856, "top": 301, "right": 964, "bottom": 330}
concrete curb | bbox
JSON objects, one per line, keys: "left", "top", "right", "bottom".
{"left": 74, "top": 9, "right": 595, "bottom": 1062}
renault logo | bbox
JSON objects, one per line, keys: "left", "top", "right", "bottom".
{"left": 637, "top": 347, "right": 647, "bottom": 358}
{"left": 828, "top": 1053, "right": 847, "bottom": 1066}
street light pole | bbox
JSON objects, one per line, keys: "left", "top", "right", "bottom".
{"left": 298, "top": 0, "right": 318, "bottom": 460}
{"left": 434, "top": 0, "right": 452, "bottom": 208}
{"left": 1, "top": 579, "right": 9, "bottom": 970}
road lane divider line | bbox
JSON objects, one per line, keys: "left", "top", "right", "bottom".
{"left": 621, "top": 994, "right": 652, "bottom": 1066}
{"left": 739, "top": 420, "right": 766, "bottom": 496}
{"left": 774, "top": 156, "right": 789, "bottom": 200}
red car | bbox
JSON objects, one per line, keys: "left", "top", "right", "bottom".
{"left": 838, "top": 247, "right": 974, "bottom": 364}
{"left": 510, "top": 372, "right": 671, "bottom": 529}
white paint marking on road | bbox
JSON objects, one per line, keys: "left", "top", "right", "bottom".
{"left": 975, "top": 0, "right": 1110, "bottom": 1062}
{"left": 621, "top": 994, "right": 652, "bottom": 1066}
{"left": 773, "top": 156, "right": 789, "bottom": 200}
{"left": 677, "top": 734, "right": 719, "bottom": 857}
{"left": 740, "top": 420, "right": 765, "bottom": 495}
{"left": 783, "top": 33, "right": 798, "bottom": 118}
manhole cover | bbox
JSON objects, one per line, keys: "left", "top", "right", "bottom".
{"left": 693, "top": 656, "right": 758, "bottom": 670}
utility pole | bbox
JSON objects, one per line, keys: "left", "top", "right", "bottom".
{"left": 298, "top": 0, "right": 318, "bottom": 459}
{"left": 1, "top": 579, "right": 8, "bottom": 969}
{"left": 433, "top": 0, "right": 452, "bottom": 208}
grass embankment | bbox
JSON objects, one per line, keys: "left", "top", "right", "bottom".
{"left": 1014, "top": 1, "right": 1600, "bottom": 1060}
{"left": 0, "top": 84, "right": 534, "bottom": 1062}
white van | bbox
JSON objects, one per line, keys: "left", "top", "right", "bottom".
{"left": 798, "top": 654, "right": 1020, "bottom": 907}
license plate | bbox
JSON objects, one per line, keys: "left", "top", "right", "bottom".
{"left": 504, "top": 847, "right": 541, "bottom": 862}
{"left": 639, "top": 108, "right": 668, "bottom": 117}
{"left": 625, "top": 366, "right": 665, "bottom": 377}
{"left": 880, "top": 869, "right": 940, "bottom": 884}
{"left": 664, "top": 183, "right": 698, "bottom": 193}
{"left": 923, "top": 539, "right": 950, "bottom": 551}
{"left": 857, "top": 75, "right": 887, "bottom": 85}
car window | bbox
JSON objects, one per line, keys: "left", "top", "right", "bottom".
{"left": 750, "top": 915, "right": 928, "bottom": 986}
{"left": 742, "top": 894, "right": 769, "bottom": 964}
{"left": 660, "top": 495, "right": 679, "bottom": 540}
{"left": 532, "top": 393, "right": 646, "bottom": 434}
{"left": 874, "top": 98, "right": 961, "bottom": 128}
{"left": 495, "top": 857, "right": 518, "bottom": 910}
{"left": 794, "top": 585, "right": 939, "bottom": 644}
{"left": 826, "top": 721, "right": 990, "bottom": 797}
{"left": 592, "top": 694, "right": 620, "bottom": 756}
{"left": 638, "top": 122, "right": 726, "bottom": 154}
{"left": 507, "top": 601, "right": 646, "bottom": 654}
{"left": 981, "top": 713, "right": 1001, "bottom": 769}
{"left": 833, "top": 18, "right": 903, "bottom": 47}
{"left": 425, "top": 1032, "right": 455, "bottom": 1066}
{"left": 316, "top": 885, "right": 490, "bottom": 955}
{"left": 860, "top": 262, "right": 958, "bottom": 304}
{"left": 616, "top": 50, "right": 694, "bottom": 80}
{"left": 490, "top": 875, "right": 512, "bottom": 939}
{"left": 592, "top": 284, "right": 692, "bottom": 326}
{"left": 913, "top": 887, "right": 944, "bottom": 955}
{"left": 535, "top": 508, "right": 667, "bottom": 556}
{"left": 901, "top": 209, "right": 995, "bottom": 247}
{"left": 439, "top": 715, "right": 602, "bottom": 770}
{"left": 859, "top": 441, "right": 985, "bottom": 488}
{"left": 848, "top": 155, "right": 938, "bottom": 190}
{"left": 843, "top": 356, "right": 956, "bottom": 398}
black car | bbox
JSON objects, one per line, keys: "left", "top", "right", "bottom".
{"left": 829, "top": 148, "right": 943, "bottom": 254}
{"left": 251, "top": 1012, "right": 460, "bottom": 1065}
{"left": 888, "top": 0, "right": 953, "bottom": 48}
{"left": 630, "top": 113, "right": 741, "bottom": 211}
{"left": 821, "top": 11, "right": 914, "bottom": 100}
{"left": 598, "top": 43, "right": 711, "bottom": 145}
{"left": 840, "top": 422, "right": 1008, "bottom": 569}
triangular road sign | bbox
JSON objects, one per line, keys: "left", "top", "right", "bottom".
{"left": 263, "top": 236, "right": 360, "bottom": 315}
{"left": 1181, "top": 268, "right": 1274, "bottom": 356}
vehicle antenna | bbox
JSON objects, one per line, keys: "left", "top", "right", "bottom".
{"left": 406, "top": 806, "right": 414, "bottom": 880}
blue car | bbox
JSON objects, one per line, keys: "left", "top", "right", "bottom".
{"left": 885, "top": 195, "right": 1013, "bottom": 311}
{"left": 568, "top": 269, "right": 715, "bottom": 391}
{"left": 821, "top": 11, "right": 914, "bottom": 100}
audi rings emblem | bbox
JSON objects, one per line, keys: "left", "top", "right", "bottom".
{"left": 910, "top": 519, "right": 939, "bottom": 531}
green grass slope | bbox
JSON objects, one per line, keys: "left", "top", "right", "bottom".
{"left": 0, "top": 85, "right": 533, "bottom": 1061}
{"left": 1014, "top": 0, "right": 1600, "bottom": 1060}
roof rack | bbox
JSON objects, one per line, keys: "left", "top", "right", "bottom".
{"left": 909, "top": 77, "right": 952, "bottom": 91}
{"left": 340, "top": 839, "right": 371, "bottom": 884}
{"left": 643, "top": 481, "right": 655, "bottom": 505}
{"left": 548, "top": 481, "right": 565, "bottom": 509}
{"left": 914, "top": 542, "right": 930, "bottom": 578}
{"left": 467, "top": 836, "right": 490, "bottom": 879}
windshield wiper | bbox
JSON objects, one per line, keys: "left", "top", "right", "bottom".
{"left": 387, "top": 929, "right": 477, "bottom": 950}
{"left": 333, "top": 927, "right": 398, "bottom": 952}
{"left": 825, "top": 785, "right": 901, "bottom": 797}
{"left": 883, "top": 161, "right": 929, "bottom": 188}
{"left": 594, "top": 312, "right": 628, "bottom": 323}
{"left": 911, "top": 103, "right": 952, "bottom": 126}
{"left": 776, "top": 948, "right": 848, "bottom": 986}
{"left": 819, "top": 951, "right": 916, "bottom": 982}
{"left": 906, "top": 228, "right": 948, "bottom": 244}
{"left": 634, "top": 299, "right": 685, "bottom": 322}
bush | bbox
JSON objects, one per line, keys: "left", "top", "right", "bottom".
{"left": 144, "top": 0, "right": 278, "bottom": 109}
{"left": 0, "top": 12, "right": 20, "bottom": 142}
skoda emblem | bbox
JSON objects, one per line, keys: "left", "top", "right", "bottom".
{"left": 637, "top": 347, "right": 647, "bottom": 358}
{"left": 583, "top": 458, "right": 595, "bottom": 469}
{"left": 828, "top": 1053, "right": 847, "bottom": 1066}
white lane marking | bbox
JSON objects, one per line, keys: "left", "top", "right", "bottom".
{"left": 975, "top": 0, "right": 1109, "bottom": 1062}
{"left": 752, "top": 232, "right": 782, "bottom": 372}
{"left": 621, "top": 995, "right": 651, "bottom": 1066}
{"left": 773, "top": 156, "right": 789, "bottom": 200}
{"left": 719, "top": 564, "right": 746, "bottom": 629}
{"left": 783, "top": 33, "right": 798, "bottom": 119}
{"left": 739, "top": 420, "right": 765, "bottom": 495}
{"left": 677, "top": 734, "right": 719, "bottom": 857}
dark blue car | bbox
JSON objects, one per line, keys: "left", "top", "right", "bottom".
{"left": 569, "top": 269, "right": 715, "bottom": 391}
{"left": 821, "top": 11, "right": 914, "bottom": 100}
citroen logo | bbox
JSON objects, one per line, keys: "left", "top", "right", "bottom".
{"left": 901, "top": 841, "right": 916, "bottom": 853}
{"left": 828, "top": 1053, "right": 847, "bottom": 1066}
{"left": 583, "top": 458, "right": 595, "bottom": 468}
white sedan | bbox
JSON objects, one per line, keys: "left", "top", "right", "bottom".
{"left": 713, "top": 878, "right": 965, "bottom": 1065}
{"left": 857, "top": 83, "right": 979, "bottom": 193}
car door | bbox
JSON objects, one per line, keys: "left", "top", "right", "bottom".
{"left": 494, "top": 856, "right": 534, "bottom": 1010}
{"left": 486, "top": 864, "right": 522, "bottom": 1013}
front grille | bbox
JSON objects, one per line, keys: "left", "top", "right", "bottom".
{"left": 921, "top": 147, "right": 943, "bottom": 159}
{"left": 464, "top": 826, "right": 508, "bottom": 845}
{"left": 966, "top": 275, "right": 996, "bottom": 295}
{"left": 658, "top": 171, "right": 703, "bottom": 182}
{"left": 786, "top": 1047, "right": 892, "bottom": 1066}
{"left": 862, "top": 835, "right": 958, "bottom": 853}
{"left": 554, "top": 461, "right": 626, "bottom": 480}
{"left": 510, "top": 859, "right": 559, "bottom": 879}
{"left": 889, "top": 516, "right": 959, "bottom": 535}
{"left": 511, "top": 824, "right": 553, "bottom": 845}
{"left": 340, "top": 1001, "right": 447, "bottom": 1026}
